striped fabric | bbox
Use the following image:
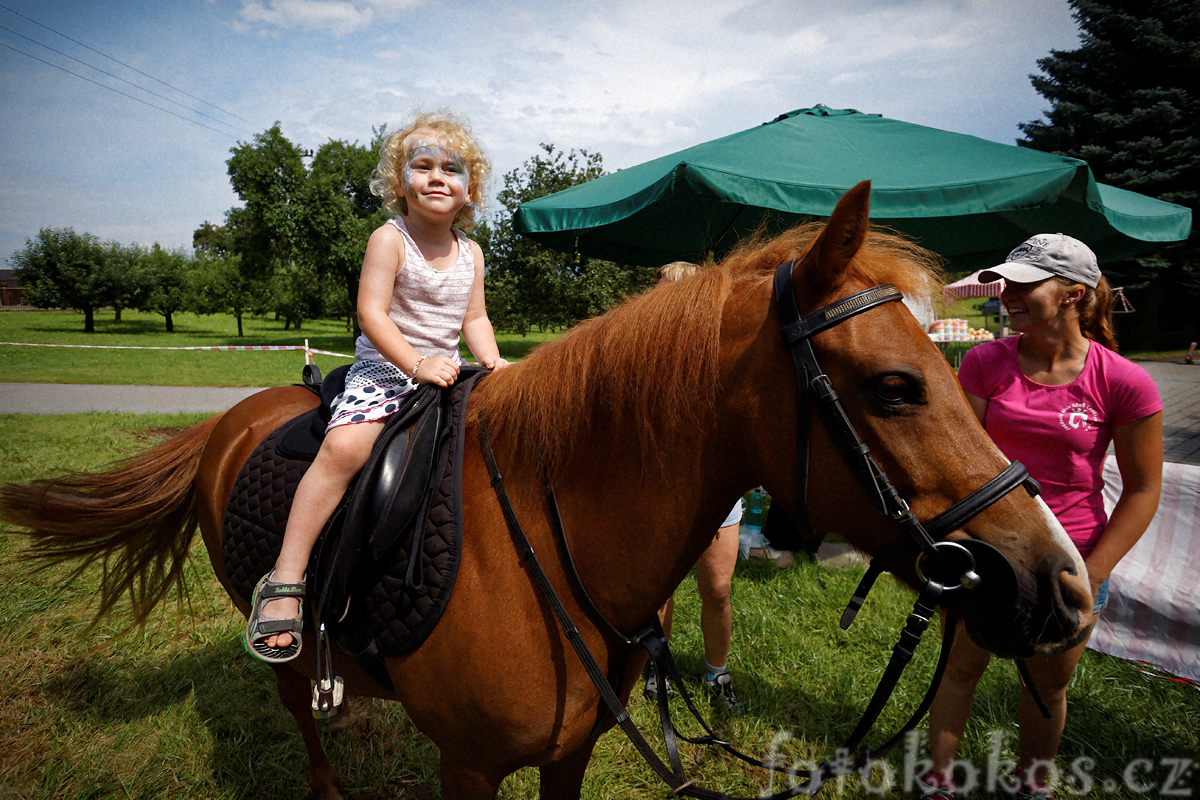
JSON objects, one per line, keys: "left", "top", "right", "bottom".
{"left": 355, "top": 217, "right": 475, "bottom": 364}
{"left": 1087, "top": 460, "right": 1200, "bottom": 683}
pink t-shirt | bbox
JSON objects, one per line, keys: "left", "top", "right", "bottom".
{"left": 958, "top": 336, "right": 1161, "bottom": 557}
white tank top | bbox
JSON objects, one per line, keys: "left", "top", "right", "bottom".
{"left": 354, "top": 217, "right": 475, "bottom": 364}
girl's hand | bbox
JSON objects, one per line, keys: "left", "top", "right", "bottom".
{"left": 414, "top": 355, "right": 459, "bottom": 387}
{"left": 484, "top": 357, "right": 510, "bottom": 371}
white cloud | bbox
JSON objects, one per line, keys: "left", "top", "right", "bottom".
{"left": 235, "top": 0, "right": 417, "bottom": 36}
{"left": 0, "top": 0, "right": 1082, "bottom": 261}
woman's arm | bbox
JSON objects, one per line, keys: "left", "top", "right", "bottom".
{"left": 460, "top": 240, "right": 507, "bottom": 369}
{"left": 1084, "top": 412, "right": 1163, "bottom": 590}
{"left": 963, "top": 390, "right": 988, "bottom": 427}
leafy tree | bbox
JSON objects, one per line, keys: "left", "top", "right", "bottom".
{"left": 101, "top": 242, "right": 149, "bottom": 324}
{"left": 1018, "top": 0, "right": 1199, "bottom": 348}
{"left": 483, "top": 144, "right": 655, "bottom": 334}
{"left": 192, "top": 221, "right": 233, "bottom": 257}
{"left": 297, "top": 135, "right": 387, "bottom": 335}
{"left": 225, "top": 124, "right": 307, "bottom": 280}
{"left": 138, "top": 245, "right": 192, "bottom": 332}
{"left": 10, "top": 228, "right": 114, "bottom": 332}
{"left": 268, "top": 261, "right": 327, "bottom": 332}
{"left": 222, "top": 125, "right": 386, "bottom": 334}
{"left": 188, "top": 251, "right": 258, "bottom": 336}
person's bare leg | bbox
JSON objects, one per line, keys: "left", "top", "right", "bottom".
{"left": 927, "top": 629, "right": 992, "bottom": 778}
{"left": 1016, "top": 641, "right": 1087, "bottom": 789}
{"left": 263, "top": 420, "right": 384, "bottom": 649}
{"left": 695, "top": 524, "right": 739, "bottom": 670}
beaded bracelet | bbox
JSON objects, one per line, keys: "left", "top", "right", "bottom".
{"left": 411, "top": 355, "right": 426, "bottom": 379}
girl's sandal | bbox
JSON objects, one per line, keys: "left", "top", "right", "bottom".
{"left": 244, "top": 570, "right": 306, "bottom": 663}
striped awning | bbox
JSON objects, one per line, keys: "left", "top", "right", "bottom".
{"left": 943, "top": 270, "right": 1004, "bottom": 301}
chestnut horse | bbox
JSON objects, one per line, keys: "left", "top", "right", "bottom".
{"left": 1, "top": 183, "right": 1094, "bottom": 799}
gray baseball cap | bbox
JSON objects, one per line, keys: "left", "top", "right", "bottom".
{"left": 979, "top": 233, "right": 1101, "bottom": 288}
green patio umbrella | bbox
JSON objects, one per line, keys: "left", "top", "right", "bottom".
{"left": 513, "top": 106, "right": 1192, "bottom": 269}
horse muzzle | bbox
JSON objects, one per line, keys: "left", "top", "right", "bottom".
{"left": 943, "top": 543, "right": 1092, "bottom": 658}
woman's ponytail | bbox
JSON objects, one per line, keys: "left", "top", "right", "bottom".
{"left": 1074, "top": 275, "right": 1117, "bottom": 351}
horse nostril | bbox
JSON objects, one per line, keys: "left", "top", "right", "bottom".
{"left": 1059, "top": 568, "right": 1092, "bottom": 614}
{"left": 1023, "top": 555, "right": 1089, "bottom": 643}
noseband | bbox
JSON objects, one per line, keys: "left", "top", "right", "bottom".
{"left": 772, "top": 258, "right": 1040, "bottom": 616}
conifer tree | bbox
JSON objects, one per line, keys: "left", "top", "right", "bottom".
{"left": 1018, "top": 0, "right": 1198, "bottom": 347}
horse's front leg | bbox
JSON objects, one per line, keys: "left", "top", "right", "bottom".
{"left": 538, "top": 739, "right": 597, "bottom": 800}
{"left": 272, "top": 665, "right": 342, "bottom": 800}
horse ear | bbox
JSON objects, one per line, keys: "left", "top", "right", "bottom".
{"left": 793, "top": 180, "right": 871, "bottom": 295}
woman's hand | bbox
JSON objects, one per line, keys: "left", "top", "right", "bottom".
{"left": 1082, "top": 557, "right": 1110, "bottom": 598}
{"left": 413, "top": 355, "right": 460, "bottom": 387}
{"left": 484, "top": 356, "right": 510, "bottom": 371}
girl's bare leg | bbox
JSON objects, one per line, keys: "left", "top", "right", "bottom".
{"left": 264, "top": 420, "right": 385, "bottom": 648}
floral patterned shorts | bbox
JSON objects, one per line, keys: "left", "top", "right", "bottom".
{"left": 327, "top": 359, "right": 417, "bottom": 430}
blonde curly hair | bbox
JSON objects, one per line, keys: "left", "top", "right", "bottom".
{"left": 370, "top": 111, "right": 490, "bottom": 230}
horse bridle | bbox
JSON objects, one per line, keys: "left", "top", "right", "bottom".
{"left": 477, "top": 259, "right": 1047, "bottom": 798}
{"left": 772, "top": 258, "right": 1041, "bottom": 607}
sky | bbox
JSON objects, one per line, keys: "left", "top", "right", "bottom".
{"left": 0, "top": 0, "right": 1083, "bottom": 266}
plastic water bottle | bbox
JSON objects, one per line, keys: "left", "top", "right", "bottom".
{"left": 746, "top": 488, "right": 766, "bottom": 528}
{"left": 739, "top": 488, "right": 767, "bottom": 559}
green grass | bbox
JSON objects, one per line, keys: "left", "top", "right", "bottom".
{"left": 1, "top": 415, "right": 1196, "bottom": 798}
{"left": 0, "top": 310, "right": 559, "bottom": 386}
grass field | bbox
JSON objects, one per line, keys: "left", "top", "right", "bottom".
{"left": 1, "top": 414, "right": 1197, "bottom": 799}
{"left": 2, "top": 306, "right": 1182, "bottom": 391}
{"left": 0, "top": 310, "right": 560, "bottom": 386}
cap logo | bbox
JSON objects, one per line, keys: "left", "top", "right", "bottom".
{"left": 1007, "top": 242, "right": 1043, "bottom": 263}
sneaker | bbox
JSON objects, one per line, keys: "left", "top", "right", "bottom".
{"left": 704, "top": 672, "right": 746, "bottom": 716}
{"left": 1186, "top": 353, "right": 1194, "bottom": 364}
{"left": 915, "top": 771, "right": 956, "bottom": 800}
{"left": 643, "top": 663, "right": 671, "bottom": 701}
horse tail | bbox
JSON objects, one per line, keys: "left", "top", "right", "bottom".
{"left": 0, "top": 414, "right": 222, "bottom": 625}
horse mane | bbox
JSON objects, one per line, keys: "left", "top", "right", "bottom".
{"left": 468, "top": 223, "right": 943, "bottom": 473}
{"left": 468, "top": 261, "right": 731, "bottom": 476}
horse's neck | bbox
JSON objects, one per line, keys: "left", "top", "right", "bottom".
{"left": 550, "top": 422, "right": 749, "bottom": 632}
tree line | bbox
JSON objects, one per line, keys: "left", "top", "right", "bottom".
{"left": 10, "top": 0, "right": 1195, "bottom": 348}
{"left": 9, "top": 228, "right": 268, "bottom": 335}
{"left": 10, "top": 126, "right": 654, "bottom": 336}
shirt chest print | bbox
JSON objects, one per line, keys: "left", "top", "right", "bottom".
{"left": 1058, "top": 401, "right": 1100, "bottom": 431}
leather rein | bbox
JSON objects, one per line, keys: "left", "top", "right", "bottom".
{"left": 477, "top": 259, "right": 1044, "bottom": 797}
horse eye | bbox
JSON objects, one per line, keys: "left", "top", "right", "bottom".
{"left": 871, "top": 373, "right": 922, "bottom": 407}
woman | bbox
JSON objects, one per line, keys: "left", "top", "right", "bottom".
{"left": 920, "top": 234, "right": 1162, "bottom": 799}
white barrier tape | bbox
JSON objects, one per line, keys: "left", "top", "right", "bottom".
{"left": 0, "top": 341, "right": 356, "bottom": 359}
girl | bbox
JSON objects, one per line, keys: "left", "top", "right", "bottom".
{"left": 919, "top": 234, "right": 1162, "bottom": 800}
{"left": 244, "top": 112, "right": 509, "bottom": 663}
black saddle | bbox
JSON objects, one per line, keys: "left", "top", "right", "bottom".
{"left": 275, "top": 362, "right": 353, "bottom": 461}
{"left": 222, "top": 364, "right": 488, "bottom": 690}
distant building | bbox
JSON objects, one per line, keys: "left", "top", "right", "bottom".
{"left": 0, "top": 268, "right": 27, "bottom": 306}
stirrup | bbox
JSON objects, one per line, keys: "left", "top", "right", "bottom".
{"left": 244, "top": 570, "right": 306, "bottom": 664}
{"left": 311, "top": 622, "right": 345, "bottom": 719}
